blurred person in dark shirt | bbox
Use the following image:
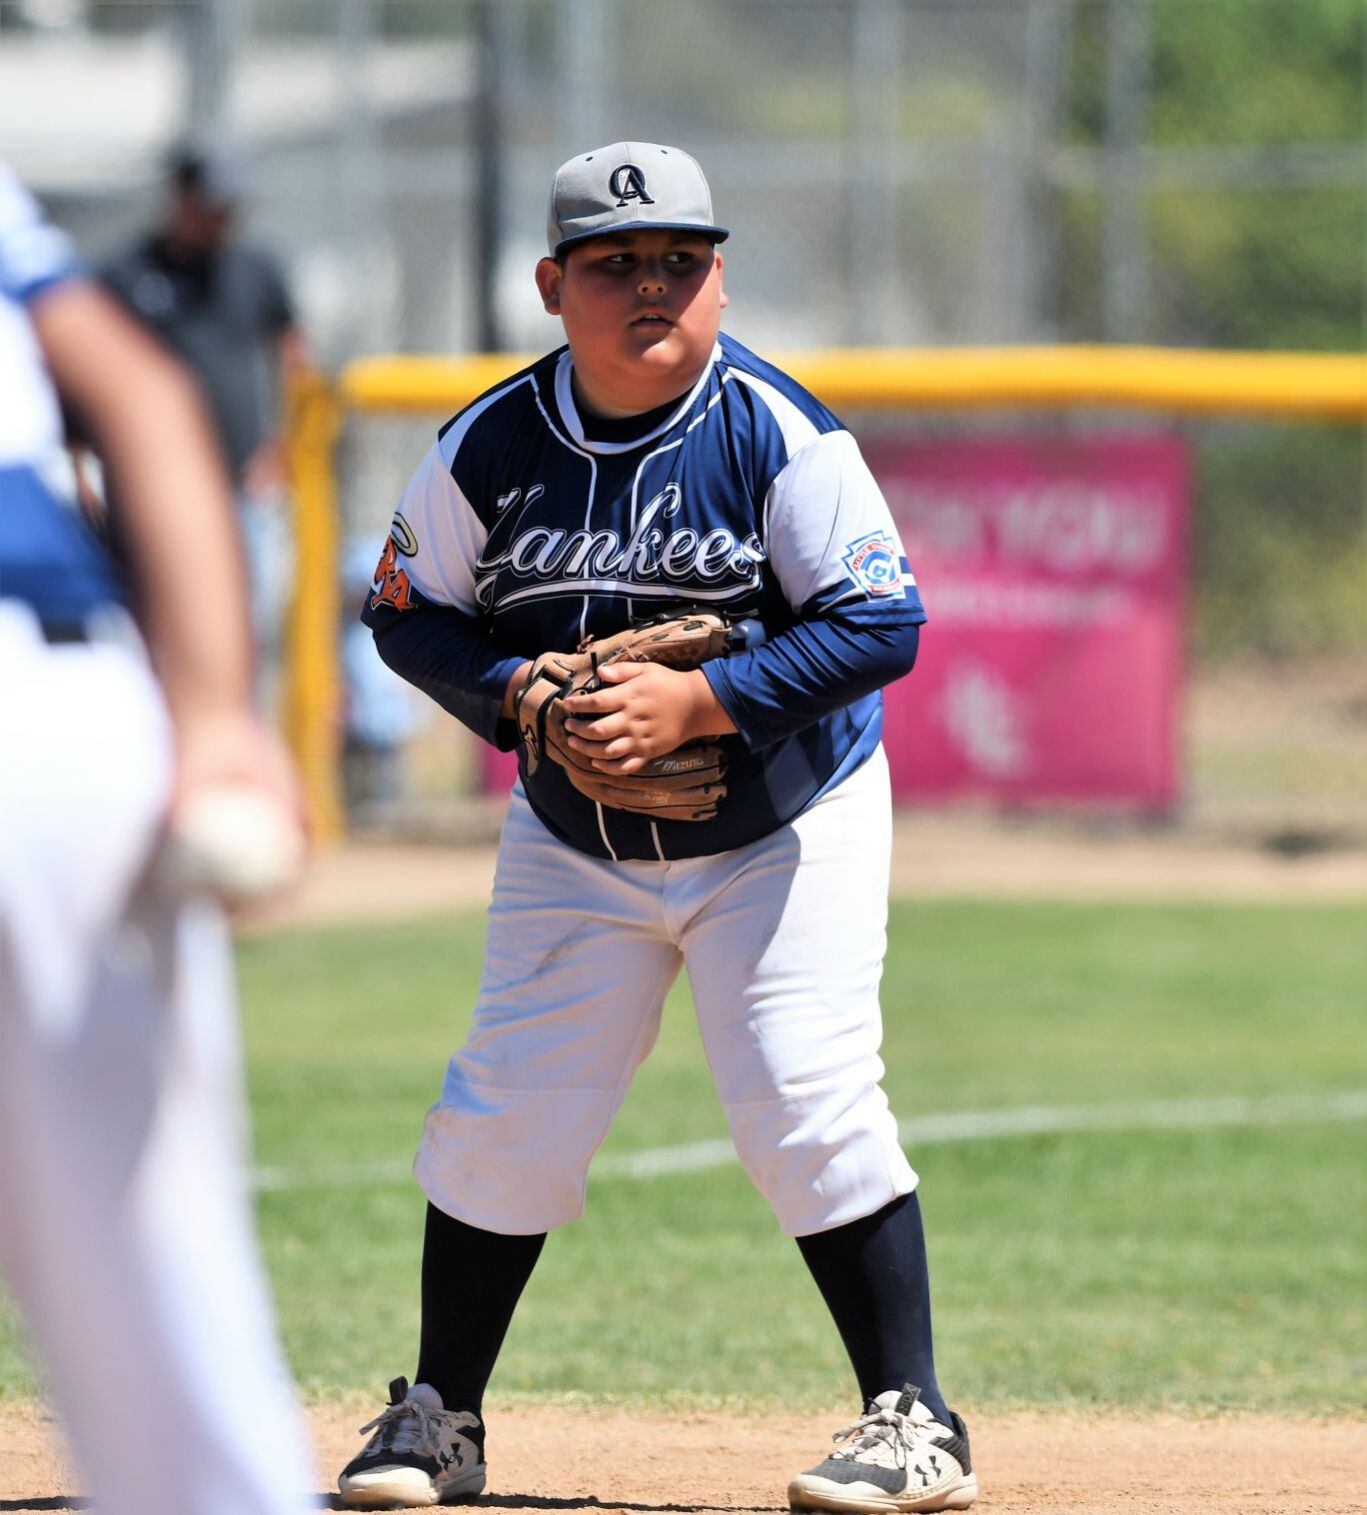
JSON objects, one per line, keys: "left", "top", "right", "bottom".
{"left": 101, "top": 147, "right": 307, "bottom": 704}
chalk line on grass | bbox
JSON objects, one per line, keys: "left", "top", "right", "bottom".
{"left": 250, "top": 1089, "right": 1367, "bottom": 1192}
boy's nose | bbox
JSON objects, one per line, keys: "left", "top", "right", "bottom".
{"left": 637, "top": 269, "right": 667, "bottom": 296}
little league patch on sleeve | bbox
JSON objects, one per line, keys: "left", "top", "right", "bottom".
{"left": 842, "top": 531, "right": 906, "bottom": 598}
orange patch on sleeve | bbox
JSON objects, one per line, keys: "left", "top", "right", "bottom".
{"left": 370, "top": 538, "right": 415, "bottom": 612}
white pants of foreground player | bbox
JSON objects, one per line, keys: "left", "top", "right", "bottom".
{"left": 0, "top": 605, "right": 313, "bottom": 1515}
{"left": 418, "top": 745, "right": 917, "bottom": 1238}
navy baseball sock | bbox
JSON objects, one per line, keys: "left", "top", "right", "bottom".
{"left": 415, "top": 1202, "right": 545, "bottom": 1417}
{"left": 795, "top": 1191, "right": 951, "bottom": 1424}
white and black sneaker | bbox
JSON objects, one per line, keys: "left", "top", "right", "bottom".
{"left": 788, "top": 1385, "right": 976, "bottom": 1513}
{"left": 338, "top": 1377, "right": 487, "bottom": 1508}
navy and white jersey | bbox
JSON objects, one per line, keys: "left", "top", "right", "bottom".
{"left": 0, "top": 161, "right": 126, "bottom": 628}
{"left": 364, "top": 331, "right": 926, "bottom": 862}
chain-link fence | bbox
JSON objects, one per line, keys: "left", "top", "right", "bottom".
{"left": 5, "top": 0, "right": 1364, "bottom": 844}
{"left": 7, "top": 1, "right": 1362, "bottom": 358}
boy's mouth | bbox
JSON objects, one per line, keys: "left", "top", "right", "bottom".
{"left": 631, "top": 310, "right": 672, "bottom": 328}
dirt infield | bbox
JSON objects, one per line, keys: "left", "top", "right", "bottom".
{"left": 3, "top": 1398, "right": 1364, "bottom": 1514}
{"left": 243, "top": 807, "right": 1367, "bottom": 935}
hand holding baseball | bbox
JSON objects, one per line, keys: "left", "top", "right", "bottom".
{"left": 159, "top": 707, "right": 308, "bottom": 906}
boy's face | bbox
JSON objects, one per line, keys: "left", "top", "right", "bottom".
{"left": 535, "top": 228, "right": 727, "bottom": 416}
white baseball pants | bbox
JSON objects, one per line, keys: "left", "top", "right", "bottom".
{"left": 0, "top": 604, "right": 312, "bottom": 1515}
{"left": 417, "top": 744, "right": 916, "bottom": 1238}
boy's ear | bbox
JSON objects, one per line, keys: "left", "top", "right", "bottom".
{"left": 716, "top": 250, "right": 728, "bottom": 310}
{"left": 535, "top": 257, "right": 563, "bottom": 314}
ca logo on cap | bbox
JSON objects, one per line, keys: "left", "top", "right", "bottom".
{"left": 609, "top": 163, "right": 655, "bottom": 207}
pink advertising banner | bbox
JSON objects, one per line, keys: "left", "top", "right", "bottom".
{"left": 863, "top": 435, "right": 1189, "bottom": 809}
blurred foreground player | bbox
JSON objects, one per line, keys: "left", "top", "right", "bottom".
{"left": 0, "top": 160, "right": 312, "bottom": 1515}
{"left": 338, "top": 142, "right": 976, "bottom": 1513}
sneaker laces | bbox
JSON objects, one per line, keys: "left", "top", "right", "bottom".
{"left": 829, "top": 1404, "right": 916, "bottom": 1467}
{"left": 357, "top": 1397, "right": 437, "bottom": 1456}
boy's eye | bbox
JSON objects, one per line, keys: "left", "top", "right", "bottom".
{"left": 590, "top": 245, "right": 704, "bottom": 272}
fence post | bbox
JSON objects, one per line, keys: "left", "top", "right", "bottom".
{"left": 284, "top": 368, "right": 345, "bottom": 845}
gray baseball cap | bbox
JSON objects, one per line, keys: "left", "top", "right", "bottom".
{"left": 546, "top": 141, "right": 728, "bottom": 256}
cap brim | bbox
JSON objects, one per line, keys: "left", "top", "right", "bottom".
{"left": 554, "top": 221, "right": 729, "bottom": 256}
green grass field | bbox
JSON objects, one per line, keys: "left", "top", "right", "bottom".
{"left": 3, "top": 900, "right": 1364, "bottom": 1414}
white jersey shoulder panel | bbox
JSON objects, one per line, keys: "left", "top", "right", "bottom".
{"left": 727, "top": 365, "right": 823, "bottom": 461}
{"left": 389, "top": 441, "right": 489, "bottom": 616}
{"left": 763, "top": 428, "right": 911, "bottom": 612}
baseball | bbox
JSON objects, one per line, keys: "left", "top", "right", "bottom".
{"left": 159, "top": 783, "right": 307, "bottom": 906}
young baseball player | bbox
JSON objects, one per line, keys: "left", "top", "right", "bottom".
{"left": 0, "top": 160, "right": 313, "bottom": 1515}
{"left": 341, "top": 142, "right": 976, "bottom": 1514}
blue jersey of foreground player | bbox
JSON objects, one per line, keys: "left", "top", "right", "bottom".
{"left": 0, "top": 161, "right": 126, "bottom": 630}
{"left": 364, "top": 330, "right": 926, "bottom": 862}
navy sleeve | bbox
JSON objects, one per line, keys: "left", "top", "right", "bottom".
{"left": 703, "top": 599, "right": 921, "bottom": 751}
{"left": 363, "top": 593, "right": 525, "bottom": 750}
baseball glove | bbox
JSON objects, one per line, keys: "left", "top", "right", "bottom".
{"left": 514, "top": 609, "right": 734, "bottom": 822}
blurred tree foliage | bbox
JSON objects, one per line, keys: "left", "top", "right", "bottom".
{"left": 1068, "top": 0, "right": 1365, "bottom": 658}
{"left": 1065, "top": 0, "right": 1363, "bottom": 349}
{"left": 1191, "top": 425, "right": 1364, "bottom": 660}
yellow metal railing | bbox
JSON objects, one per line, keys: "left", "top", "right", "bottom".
{"left": 340, "top": 345, "right": 1367, "bottom": 421}
{"left": 286, "top": 344, "right": 1367, "bottom": 841}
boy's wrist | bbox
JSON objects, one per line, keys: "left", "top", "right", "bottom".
{"left": 683, "top": 666, "right": 736, "bottom": 741}
{"left": 500, "top": 661, "right": 533, "bottom": 720}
